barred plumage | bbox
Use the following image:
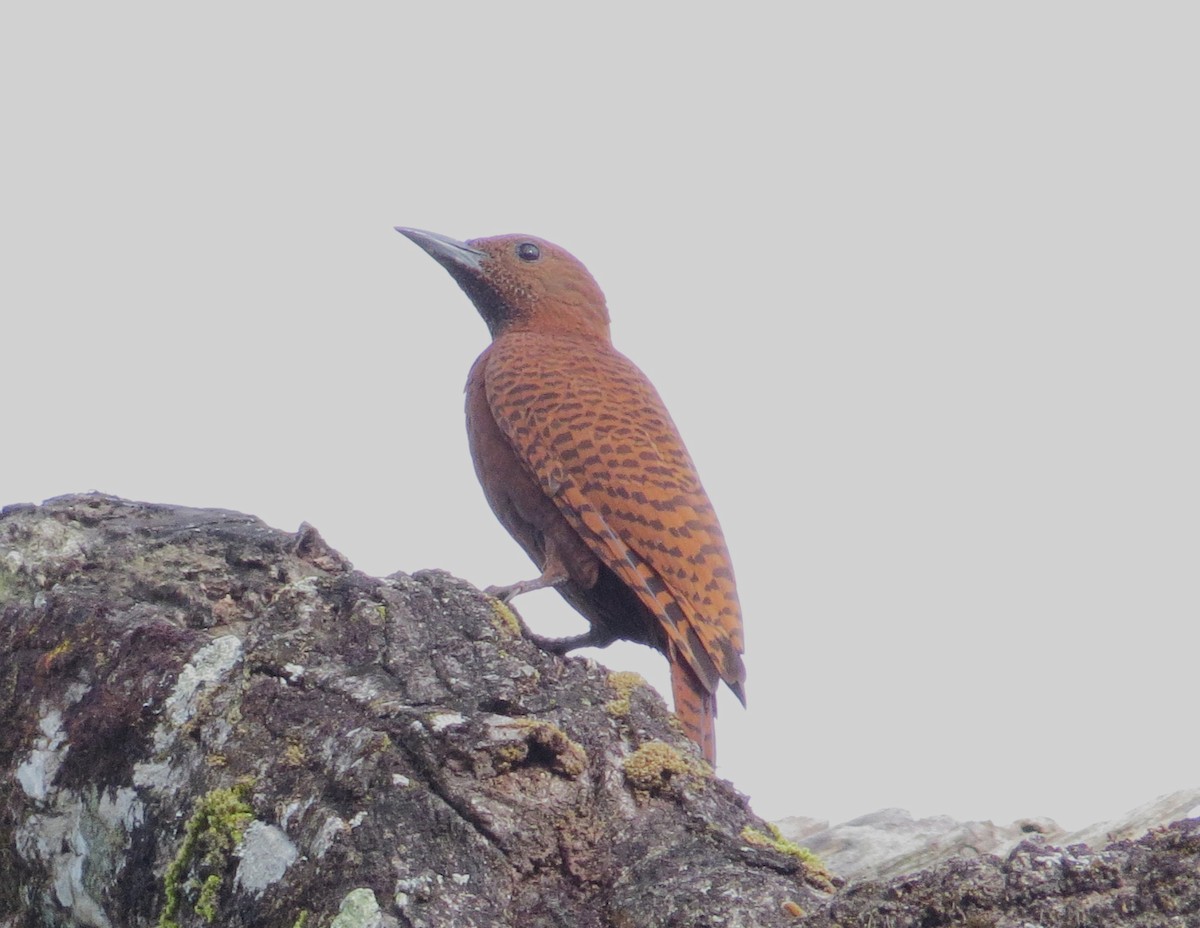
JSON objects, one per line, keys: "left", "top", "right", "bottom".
{"left": 396, "top": 228, "right": 746, "bottom": 763}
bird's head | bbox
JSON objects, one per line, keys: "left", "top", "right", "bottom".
{"left": 395, "top": 228, "right": 610, "bottom": 341}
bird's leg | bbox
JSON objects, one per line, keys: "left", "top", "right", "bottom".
{"left": 485, "top": 585, "right": 614, "bottom": 652}
{"left": 485, "top": 538, "right": 578, "bottom": 602}
{"left": 484, "top": 566, "right": 568, "bottom": 603}
{"left": 524, "top": 626, "right": 619, "bottom": 655}
{"left": 484, "top": 545, "right": 618, "bottom": 654}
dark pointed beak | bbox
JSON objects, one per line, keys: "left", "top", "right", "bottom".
{"left": 394, "top": 227, "right": 486, "bottom": 274}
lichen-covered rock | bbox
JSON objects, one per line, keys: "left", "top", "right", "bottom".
{"left": 777, "top": 791, "right": 1200, "bottom": 884}
{"left": 6, "top": 494, "right": 1199, "bottom": 928}
{"left": 800, "top": 821, "right": 1200, "bottom": 927}
{"left": 0, "top": 494, "right": 827, "bottom": 927}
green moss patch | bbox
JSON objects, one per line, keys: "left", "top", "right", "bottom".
{"left": 604, "top": 670, "right": 648, "bottom": 718}
{"left": 159, "top": 779, "right": 256, "bottom": 927}
{"left": 622, "top": 740, "right": 704, "bottom": 795}
{"left": 741, "top": 824, "right": 834, "bottom": 891}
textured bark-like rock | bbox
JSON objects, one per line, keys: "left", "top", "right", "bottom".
{"left": 802, "top": 822, "right": 1200, "bottom": 928}
{"left": 0, "top": 494, "right": 824, "bottom": 928}
{"left": 778, "top": 790, "right": 1200, "bottom": 884}
{"left": 5, "top": 494, "right": 1199, "bottom": 928}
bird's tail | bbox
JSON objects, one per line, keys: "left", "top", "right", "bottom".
{"left": 670, "top": 658, "right": 717, "bottom": 765}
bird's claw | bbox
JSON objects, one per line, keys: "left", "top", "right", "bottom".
{"left": 523, "top": 630, "right": 594, "bottom": 655}
{"left": 485, "top": 577, "right": 550, "bottom": 602}
{"left": 481, "top": 583, "right": 616, "bottom": 654}
{"left": 483, "top": 582, "right": 517, "bottom": 602}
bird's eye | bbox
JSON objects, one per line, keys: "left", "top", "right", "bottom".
{"left": 516, "top": 242, "right": 541, "bottom": 262}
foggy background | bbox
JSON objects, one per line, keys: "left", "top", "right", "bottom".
{"left": 3, "top": 5, "right": 1196, "bottom": 828}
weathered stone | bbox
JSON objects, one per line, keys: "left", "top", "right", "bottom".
{"left": 781, "top": 790, "right": 1200, "bottom": 884}
{"left": 802, "top": 822, "right": 1200, "bottom": 927}
{"left": 0, "top": 494, "right": 827, "bottom": 927}
{"left": 4, "top": 494, "right": 1198, "bottom": 927}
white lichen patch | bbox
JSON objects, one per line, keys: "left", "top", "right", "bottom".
{"left": 279, "top": 797, "right": 314, "bottom": 833}
{"left": 130, "top": 759, "right": 186, "bottom": 794}
{"left": 48, "top": 808, "right": 112, "bottom": 928}
{"left": 428, "top": 712, "right": 465, "bottom": 733}
{"left": 312, "top": 814, "right": 351, "bottom": 859}
{"left": 330, "top": 887, "right": 383, "bottom": 928}
{"left": 13, "top": 785, "right": 144, "bottom": 928}
{"left": 16, "top": 708, "right": 68, "bottom": 802}
{"left": 155, "top": 634, "right": 244, "bottom": 750}
{"left": 95, "top": 787, "right": 143, "bottom": 835}
{"left": 234, "top": 821, "right": 299, "bottom": 894}
{"left": 14, "top": 684, "right": 91, "bottom": 802}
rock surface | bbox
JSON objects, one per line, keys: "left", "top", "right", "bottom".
{"left": 777, "top": 788, "right": 1200, "bottom": 883}
{"left": 2, "top": 493, "right": 1198, "bottom": 928}
{"left": 0, "top": 494, "right": 826, "bottom": 928}
{"left": 799, "top": 820, "right": 1200, "bottom": 928}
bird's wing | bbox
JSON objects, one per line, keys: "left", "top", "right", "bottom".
{"left": 485, "top": 333, "right": 746, "bottom": 702}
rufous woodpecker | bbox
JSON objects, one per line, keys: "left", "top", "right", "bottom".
{"left": 396, "top": 228, "right": 746, "bottom": 763}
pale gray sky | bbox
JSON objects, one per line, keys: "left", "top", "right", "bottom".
{"left": 3, "top": 5, "right": 1197, "bottom": 829}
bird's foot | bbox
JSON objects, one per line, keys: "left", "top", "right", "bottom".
{"left": 484, "top": 572, "right": 565, "bottom": 602}
{"left": 524, "top": 627, "right": 619, "bottom": 655}
{"left": 484, "top": 579, "right": 532, "bottom": 602}
{"left": 481, "top": 573, "right": 615, "bottom": 653}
